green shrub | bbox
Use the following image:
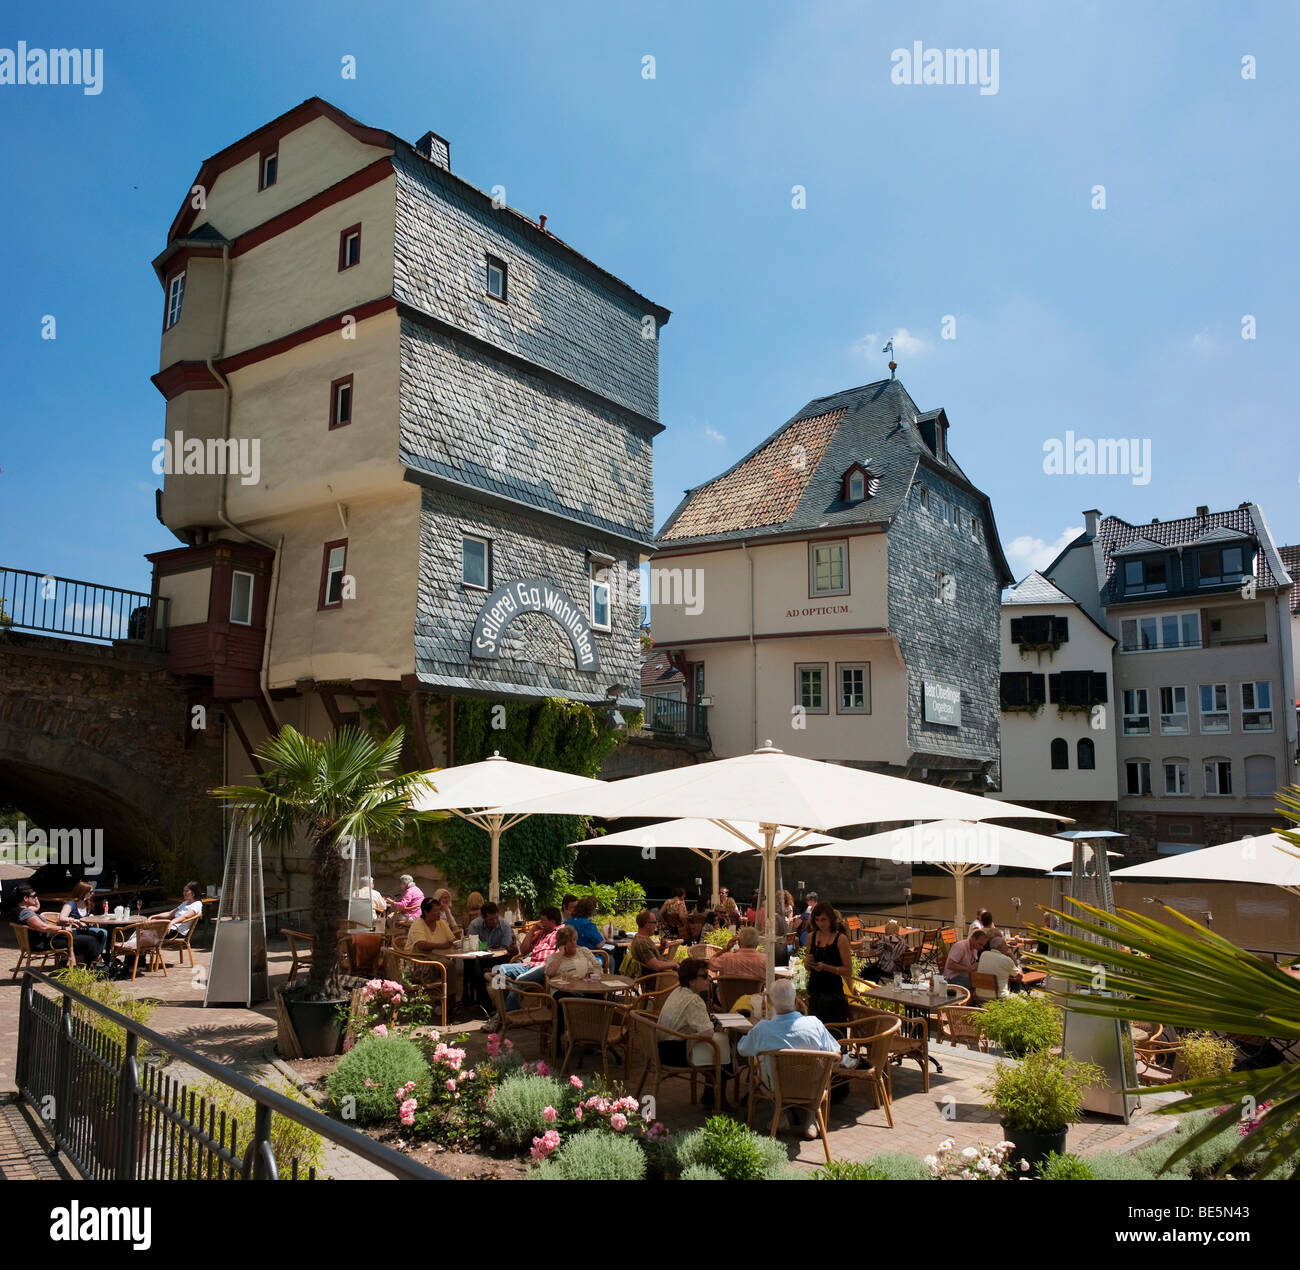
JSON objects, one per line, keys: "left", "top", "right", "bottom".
{"left": 484, "top": 1073, "right": 569, "bottom": 1149}
{"left": 675, "top": 1115, "right": 792, "bottom": 1180}
{"left": 813, "top": 1153, "right": 932, "bottom": 1180}
{"left": 983, "top": 1050, "right": 1104, "bottom": 1134}
{"left": 325, "top": 1034, "right": 428, "bottom": 1125}
{"left": 680, "top": 1163, "right": 724, "bottom": 1180}
{"left": 55, "top": 966, "right": 160, "bottom": 1058}
{"left": 1140, "top": 1110, "right": 1239, "bottom": 1178}
{"left": 977, "top": 993, "right": 1062, "bottom": 1056}
{"left": 532, "top": 1131, "right": 647, "bottom": 1180}
{"left": 189, "top": 1079, "right": 327, "bottom": 1179}
{"left": 1084, "top": 1152, "right": 1159, "bottom": 1181}
{"left": 1038, "top": 1152, "right": 1095, "bottom": 1180}
{"left": 611, "top": 879, "right": 647, "bottom": 915}
{"left": 1181, "top": 1032, "right": 1237, "bottom": 1081}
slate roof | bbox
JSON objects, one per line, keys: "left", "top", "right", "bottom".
{"left": 640, "top": 648, "right": 685, "bottom": 691}
{"left": 1278, "top": 544, "right": 1300, "bottom": 614}
{"left": 1004, "top": 571, "right": 1077, "bottom": 606}
{"left": 657, "top": 378, "right": 999, "bottom": 549}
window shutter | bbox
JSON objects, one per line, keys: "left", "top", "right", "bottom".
{"left": 1048, "top": 673, "right": 1061, "bottom": 704}
{"left": 1010, "top": 618, "right": 1023, "bottom": 643}
{"left": 999, "top": 672, "right": 1020, "bottom": 704}
{"left": 1091, "top": 672, "right": 1108, "bottom": 703}
{"left": 1052, "top": 616, "right": 1069, "bottom": 643}
{"left": 1029, "top": 675, "right": 1046, "bottom": 705}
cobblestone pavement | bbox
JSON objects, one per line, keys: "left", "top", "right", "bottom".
{"left": 0, "top": 933, "right": 1182, "bottom": 1177}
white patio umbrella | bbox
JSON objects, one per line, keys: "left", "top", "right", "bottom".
{"left": 496, "top": 742, "right": 1067, "bottom": 986}
{"left": 1111, "top": 831, "right": 1300, "bottom": 897}
{"left": 411, "top": 753, "right": 604, "bottom": 904}
{"left": 569, "top": 818, "right": 849, "bottom": 907}
{"left": 796, "top": 818, "right": 1070, "bottom": 931}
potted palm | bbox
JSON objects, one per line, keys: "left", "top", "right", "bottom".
{"left": 983, "top": 1049, "right": 1104, "bottom": 1172}
{"left": 214, "top": 724, "right": 438, "bottom": 1057}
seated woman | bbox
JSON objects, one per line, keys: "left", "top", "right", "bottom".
{"left": 565, "top": 897, "right": 606, "bottom": 950}
{"left": 60, "top": 881, "right": 109, "bottom": 960}
{"left": 659, "top": 887, "right": 689, "bottom": 939}
{"left": 544, "top": 924, "right": 601, "bottom": 983}
{"left": 405, "top": 896, "right": 458, "bottom": 997}
{"left": 860, "top": 918, "right": 908, "bottom": 982}
{"left": 117, "top": 882, "right": 204, "bottom": 960}
{"left": 433, "top": 889, "right": 462, "bottom": 937}
{"left": 461, "top": 891, "right": 485, "bottom": 931}
{"left": 12, "top": 884, "right": 106, "bottom": 966}
{"left": 656, "top": 958, "right": 732, "bottom": 1105}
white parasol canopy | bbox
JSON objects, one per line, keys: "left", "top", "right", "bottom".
{"left": 1111, "top": 831, "right": 1300, "bottom": 897}
{"left": 796, "top": 818, "right": 1069, "bottom": 930}
{"left": 497, "top": 742, "right": 1069, "bottom": 985}
{"left": 411, "top": 753, "right": 604, "bottom": 903}
{"left": 569, "top": 818, "right": 849, "bottom": 906}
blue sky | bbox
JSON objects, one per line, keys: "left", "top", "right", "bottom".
{"left": 1, "top": 0, "right": 1297, "bottom": 596}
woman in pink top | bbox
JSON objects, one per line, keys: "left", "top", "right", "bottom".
{"left": 387, "top": 875, "right": 424, "bottom": 919}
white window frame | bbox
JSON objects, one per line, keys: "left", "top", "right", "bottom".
{"left": 461, "top": 535, "right": 490, "bottom": 591}
{"left": 1198, "top": 682, "right": 1230, "bottom": 733}
{"left": 835, "top": 662, "right": 870, "bottom": 714}
{"left": 795, "top": 663, "right": 828, "bottom": 714}
{"left": 165, "top": 271, "right": 185, "bottom": 330}
{"left": 1122, "top": 688, "right": 1150, "bottom": 736}
{"left": 322, "top": 544, "right": 347, "bottom": 608}
{"left": 1124, "top": 760, "right": 1152, "bottom": 797}
{"left": 1158, "top": 685, "right": 1188, "bottom": 735}
{"left": 230, "top": 570, "right": 254, "bottom": 626}
{"left": 808, "top": 540, "right": 849, "bottom": 598}
{"left": 1162, "top": 759, "right": 1189, "bottom": 796}
{"left": 1241, "top": 681, "right": 1273, "bottom": 732}
{"left": 1119, "top": 611, "right": 1200, "bottom": 653}
{"left": 1203, "top": 758, "right": 1232, "bottom": 797}
{"left": 261, "top": 152, "right": 278, "bottom": 189}
{"left": 486, "top": 255, "right": 507, "bottom": 301}
{"left": 848, "top": 472, "right": 865, "bottom": 501}
{"left": 589, "top": 564, "right": 611, "bottom": 632}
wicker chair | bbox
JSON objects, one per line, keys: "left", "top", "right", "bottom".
{"left": 113, "top": 919, "right": 171, "bottom": 980}
{"left": 283, "top": 929, "right": 313, "bottom": 987}
{"left": 937, "top": 1005, "right": 987, "bottom": 1053}
{"left": 559, "top": 997, "right": 628, "bottom": 1078}
{"left": 485, "top": 975, "right": 556, "bottom": 1060}
{"left": 832, "top": 1015, "right": 900, "bottom": 1127}
{"left": 628, "top": 1009, "right": 724, "bottom": 1109}
{"left": 162, "top": 914, "right": 200, "bottom": 968}
{"left": 746, "top": 1050, "right": 837, "bottom": 1164}
{"left": 383, "top": 945, "right": 449, "bottom": 1028}
{"left": 716, "top": 975, "right": 764, "bottom": 1012}
{"left": 11, "top": 922, "right": 75, "bottom": 977}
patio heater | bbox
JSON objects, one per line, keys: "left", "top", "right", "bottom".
{"left": 340, "top": 833, "right": 376, "bottom": 931}
{"left": 1053, "top": 830, "right": 1140, "bottom": 1123}
{"left": 205, "top": 811, "right": 269, "bottom": 1008}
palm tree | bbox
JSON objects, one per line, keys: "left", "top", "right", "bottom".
{"left": 214, "top": 725, "right": 439, "bottom": 999}
{"left": 1029, "top": 900, "right": 1300, "bottom": 1178}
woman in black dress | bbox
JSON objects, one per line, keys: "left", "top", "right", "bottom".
{"left": 804, "top": 900, "right": 852, "bottom": 1024}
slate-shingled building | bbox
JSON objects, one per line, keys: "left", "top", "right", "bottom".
{"left": 145, "top": 97, "right": 667, "bottom": 779}
{"left": 652, "top": 377, "right": 1011, "bottom": 790}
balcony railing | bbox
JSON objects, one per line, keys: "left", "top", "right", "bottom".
{"left": 640, "top": 694, "right": 709, "bottom": 741}
{"left": 0, "top": 566, "right": 169, "bottom": 651}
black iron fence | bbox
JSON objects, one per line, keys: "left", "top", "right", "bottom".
{"left": 640, "top": 694, "right": 709, "bottom": 740}
{"left": 15, "top": 970, "right": 442, "bottom": 1180}
{"left": 0, "top": 566, "right": 169, "bottom": 651}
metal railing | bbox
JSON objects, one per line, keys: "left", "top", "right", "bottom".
{"left": 0, "top": 566, "right": 169, "bottom": 651}
{"left": 640, "top": 695, "right": 709, "bottom": 740}
{"left": 15, "top": 970, "right": 442, "bottom": 1180}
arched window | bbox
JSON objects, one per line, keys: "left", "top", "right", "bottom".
{"left": 1050, "top": 738, "right": 1069, "bottom": 770}
{"left": 1077, "top": 737, "right": 1095, "bottom": 770}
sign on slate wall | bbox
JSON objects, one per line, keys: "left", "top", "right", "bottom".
{"left": 923, "top": 680, "right": 962, "bottom": 726}
{"left": 471, "top": 579, "right": 600, "bottom": 672}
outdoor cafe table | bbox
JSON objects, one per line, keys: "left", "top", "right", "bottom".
{"left": 447, "top": 949, "right": 509, "bottom": 1016}
{"left": 864, "top": 924, "right": 920, "bottom": 937}
{"left": 547, "top": 974, "right": 635, "bottom": 996}
{"left": 861, "top": 981, "right": 965, "bottom": 1073}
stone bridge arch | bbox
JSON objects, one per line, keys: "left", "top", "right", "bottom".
{"left": 0, "top": 633, "right": 224, "bottom": 885}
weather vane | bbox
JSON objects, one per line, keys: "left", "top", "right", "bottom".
{"left": 882, "top": 338, "right": 897, "bottom": 379}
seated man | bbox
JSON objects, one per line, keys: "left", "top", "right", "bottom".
{"left": 975, "top": 943, "right": 1021, "bottom": 1000}
{"left": 714, "top": 926, "right": 766, "bottom": 979}
{"left": 623, "top": 909, "right": 677, "bottom": 978}
{"left": 973, "top": 910, "right": 1011, "bottom": 954}
{"left": 715, "top": 887, "right": 740, "bottom": 927}
{"left": 565, "top": 897, "right": 606, "bottom": 950}
{"left": 942, "top": 927, "right": 989, "bottom": 990}
{"left": 736, "top": 979, "right": 840, "bottom": 1138}
{"left": 354, "top": 875, "right": 388, "bottom": 923}
{"left": 659, "top": 887, "right": 689, "bottom": 939}
{"left": 461, "top": 901, "right": 516, "bottom": 1009}
{"left": 496, "top": 907, "right": 561, "bottom": 1010}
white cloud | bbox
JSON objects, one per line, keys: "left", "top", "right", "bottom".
{"left": 1004, "top": 524, "right": 1083, "bottom": 578}
{"left": 853, "top": 327, "right": 930, "bottom": 363}
{"left": 703, "top": 424, "right": 726, "bottom": 444}
{"left": 1189, "top": 327, "right": 1219, "bottom": 355}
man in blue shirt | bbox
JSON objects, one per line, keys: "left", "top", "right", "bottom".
{"left": 737, "top": 980, "right": 842, "bottom": 1138}
{"left": 565, "top": 896, "right": 606, "bottom": 950}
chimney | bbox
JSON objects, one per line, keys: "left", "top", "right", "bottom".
{"left": 413, "top": 130, "right": 451, "bottom": 171}
{"left": 539, "top": 214, "right": 547, "bottom": 232}
{"left": 1083, "top": 509, "right": 1101, "bottom": 538}
{"left": 1151, "top": 518, "right": 1160, "bottom": 525}
{"left": 1196, "top": 505, "right": 1209, "bottom": 518}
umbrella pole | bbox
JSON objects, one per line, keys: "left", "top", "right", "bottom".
{"left": 489, "top": 814, "right": 502, "bottom": 905}
{"left": 763, "top": 824, "right": 778, "bottom": 991}
{"left": 711, "top": 854, "right": 720, "bottom": 909}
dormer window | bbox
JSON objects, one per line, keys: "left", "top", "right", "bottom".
{"left": 486, "top": 254, "right": 508, "bottom": 301}
{"left": 1123, "top": 557, "right": 1167, "bottom": 594}
{"left": 841, "top": 463, "right": 878, "bottom": 503}
{"left": 1198, "top": 545, "right": 1248, "bottom": 586}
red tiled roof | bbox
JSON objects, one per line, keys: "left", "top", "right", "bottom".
{"left": 658, "top": 409, "right": 845, "bottom": 541}
{"left": 640, "top": 649, "right": 684, "bottom": 689}
{"left": 1099, "top": 507, "right": 1282, "bottom": 590}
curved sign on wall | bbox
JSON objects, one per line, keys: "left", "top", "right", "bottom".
{"left": 470, "top": 579, "right": 600, "bottom": 673}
